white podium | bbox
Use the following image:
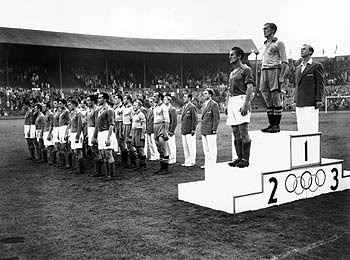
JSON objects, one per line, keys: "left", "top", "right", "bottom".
{"left": 178, "top": 131, "right": 350, "bottom": 214}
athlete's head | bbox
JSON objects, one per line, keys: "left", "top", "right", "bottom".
{"left": 229, "top": 46, "right": 244, "bottom": 64}
{"left": 153, "top": 91, "right": 164, "bottom": 103}
{"left": 86, "top": 95, "right": 97, "bottom": 107}
{"left": 98, "top": 92, "right": 109, "bottom": 105}
{"left": 264, "top": 23, "right": 277, "bottom": 37}
{"left": 34, "top": 103, "right": 42, "bottom": 112}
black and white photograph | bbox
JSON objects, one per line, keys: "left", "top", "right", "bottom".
{"left": 0, "top": 0, "right": 349, "bottom": 259}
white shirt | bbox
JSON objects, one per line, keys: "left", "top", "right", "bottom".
{"left": 301, "top": 58, "right": 313, "bottom": 73}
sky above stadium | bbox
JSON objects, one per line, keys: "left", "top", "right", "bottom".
{"left": 0, "top": 0, "right": 349, "bottom": 59}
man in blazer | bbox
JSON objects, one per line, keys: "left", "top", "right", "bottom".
{"left": 181, "top": 93, "right": 197, "bottom": 167}
{"left": 200, "top": 88, "right": 220, "bottom": 169}
{"left": 295, "top": 44, "right": 325, "bottom": 133}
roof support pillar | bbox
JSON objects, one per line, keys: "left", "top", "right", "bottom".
{"left": 105, "top": 56, "right": 109, "bottom": 88}
{"left": 143, "top": 55, "right": 146, "bottom": 89}
{"left": 58, "top": 54, "right": 62, "bottom": 91}
{"left": 255, "top": 52, "right": 258, "bottom": 88}
{"left": 180, "top": 55, "right": 183, "bottom": 88}
{"left": 217, "top": 57, "right": 220, "bottom": 86}
{"left": 5, "top": 51, "right": 9, "bottom": 86}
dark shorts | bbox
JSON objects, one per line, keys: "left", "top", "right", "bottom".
{"left": 115, "top": 121, "right": 123, "bottom": 140}
{"left": 260, "top": 68, "right": 281, "bottom": 92}
{"left": 153, "top": 123, "right": 169, "bottom": 141}
{"left": 123, "top": 124, "right": 132, "bottom": 142}
{"left": 131, "top": 128, "right": 145, "bottom": 147}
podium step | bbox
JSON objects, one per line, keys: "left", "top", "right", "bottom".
{"left": 179, "top": 159, "right": 349, "bottom": 214}
{"left": 179, "top": 131, "right": 350, "bottom": 214}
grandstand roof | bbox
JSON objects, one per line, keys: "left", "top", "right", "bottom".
{"left": 0, "top": 27, "right": 259, "bottom": 54}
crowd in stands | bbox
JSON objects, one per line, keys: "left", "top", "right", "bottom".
{"left": 2, "top": 82, "right": 349, "bottom": 117}
{"left": 1, "top": 55, "right": 350, "bottom": 116}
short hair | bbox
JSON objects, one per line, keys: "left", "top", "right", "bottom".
{"left": 206, "top": 88, "right": 214, "bottom": 96}
{"left": 154, "top": 91, "right": 164, "bottom": 101}
{"left": 265, "top": 23, "right": 277, "bottom": 34}
{"left": 116, "top": 94, "right": 123, "bottom": 101}
{"left": 23, "top": 101, "right": 30, "bottom": 106}
{"left": 87, "top": 94, "right": 97, "bottom": 104}
{"left": 133, "top": 99, "right": 142, "bottom": 107}
{"left": 137, "top": 93, "right": 146, "bottom": 102}
{"left": 231, "top": 46, "right": 244, "bottom": 60}
{"left": 100, "top": 92, "right": 110, "bottom": 102}
{"left": 303, "top": 44, "right": 314, "bottom": 56}
{"left": 53, "top": 98, "right": 60, "bottom": 103}
{"left": 35, "top": 103, "right": 42, "bottom": 111}
{"left": 124, "top": 95, "right": 132, "bottom": 102}
{"left": 69, "top": 99, "right": 79, "bottom": 107}
{"left": 60, "top": 99, "right": 67, "bottom": 106}
{"left": 44, "top": 102, "right": 51, "bottom": 109}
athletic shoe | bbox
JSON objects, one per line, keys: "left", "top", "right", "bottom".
{"left": 266, "top": 125, "right": 280, "bottom": 133}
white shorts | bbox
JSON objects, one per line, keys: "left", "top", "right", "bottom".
{"left": 87, "top": 127, "right": 95, "bottom": 146}
{"left": 111, "top": 132, "right": 119, "bottom": 152}
{"left": 43, "top": 131, "right": 54, "bottom": 147}
{"left": 97, "top": 130, "right": 114, "bottom": 150}
{"left": 226, "top": 95, "right": 251, "bottom": 126}
{"left": 35, "top": 129, "right": 41, "bottom": 141}
{"left": 59, "top": 125, "right": 68, "bottom": 143}
{"left": 70, "top": 132, "right": 83, "bottom": 150}
{"left": 24, "top": 125, "right": 36, "bottom": 139}
{"left": 52, "top": 127, "right": 60, "bottom": 143}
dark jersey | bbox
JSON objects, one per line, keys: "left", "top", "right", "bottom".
{"left": 228, "top": 64, "right": 254, "bottom": 96}
{"left": 44, "top": 111, "right": 54, "bottom": 131}
{"left": 59, "top": 109, "right": 69, "bottom": 126}
{"left": 96, "top": 106, "right": 114, "bottom": 132}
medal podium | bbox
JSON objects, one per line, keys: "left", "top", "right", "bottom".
{"left": 178, "top": 131, "right": 350, "bottom": 214}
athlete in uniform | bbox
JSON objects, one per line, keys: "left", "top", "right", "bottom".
{"left": 51, "top": 99, "right": 61, "bottom": 166}
{"left": 226, "top": 46, "right": 254, "bottom": 168}
{"left": 66, "top": 99, "right": 84, "bottom": 174}
{"left": 122, "top": 95, "right": 136, "bottom": 168}
{"left": 23, "top": 101, "right": 36, "bottom": 160}
{"left": 114, "top": 94, "right": 127, "bottom": 166}
{"left": 145, "top": 97, "right": 160, "bottom": 161}
{"left": 131, "top": 100, "right": 147, "bottom": 170}
{"left": 93, "top": 93, "right": 116, "bottom": 181}
{"left": 34, "top": 104, "right": 45, "bottom": 163}
{"left": 164, "top": 94, "right": 177, "bottom": 164}
{"left": 42, "top": 102, "right": 54, "bottom": 165}
{"left": 86, "top": 94, "right": 103, "bottom": 177}
{"left": 58, "top": 99, "right": 71, "bottom": 169}
{"left": 153, "top": 91, "right": 170, "bottom": 174}
{"left": 260, "top": 23, "right": 288, "bottom": 133}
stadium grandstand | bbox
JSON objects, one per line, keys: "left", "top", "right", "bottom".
{"left": 0, "top": 27, "right": 349, "bottom": 116}
{"left": 0, "top": 27, "right": 261, "bottom": 115}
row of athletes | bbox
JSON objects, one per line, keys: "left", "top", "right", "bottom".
{"left": 23, "top": 91, "right": 177, "bottom": 180}
{"left": 23, "top": 36, "right": 323, "bottom": 177}
{"left": 22, "top": 46, "right": 253, "bottom": 182}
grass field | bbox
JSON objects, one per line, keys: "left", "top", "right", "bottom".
{"left": 0, "top": 111, "right": 349, "bottom": 260}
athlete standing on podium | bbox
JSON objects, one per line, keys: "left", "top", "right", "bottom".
{"left": 226, "top": 46, "right": 254, "bottom": 168}
{"left": 260, "top": 23, "right": 288, "bottom": 133}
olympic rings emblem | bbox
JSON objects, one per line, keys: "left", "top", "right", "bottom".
{"left": 285, "top": 169, "right": 326, "bottom": 195}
